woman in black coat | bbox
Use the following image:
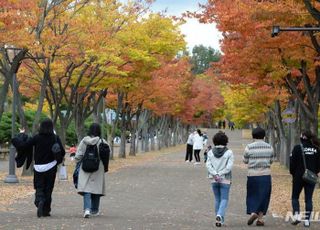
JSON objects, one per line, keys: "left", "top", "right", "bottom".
{"left": 12, "top": 119, "right": 65, "bottom": 218}
{"left": 290, "top": 130, "right": 320, "bottom": 227}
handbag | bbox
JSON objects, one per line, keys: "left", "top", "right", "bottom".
{"left": 300, "top": 144, "right": 318, "bottom": 185}
{"left": 52, "top": 135, "right": 63, "bottom": 164}
{"left": 58, "top": 163, "right": 68, "bottom": 181}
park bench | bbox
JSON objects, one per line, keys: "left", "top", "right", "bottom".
{"left": 0, "top": 148, "right": 9, "bottom": 160}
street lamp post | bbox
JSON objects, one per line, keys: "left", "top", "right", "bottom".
{"left": 271, "top": 26, "right": 320, "bottom": 37}
{"left": 4, "top": 46, "right": 23, "bottom": 183}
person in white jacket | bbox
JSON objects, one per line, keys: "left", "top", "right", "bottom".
{"left": 185, "top": 131, "right": 194, "bottom": 162}
{"left": 193, "top": 129, "right": 204, "bottom": 165}
{"left": 206, "top": 131, "right": 234, "bottom": 227}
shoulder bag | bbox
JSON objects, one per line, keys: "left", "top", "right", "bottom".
{"left": 301, "top": 144, "right": 318, "bottom": 185}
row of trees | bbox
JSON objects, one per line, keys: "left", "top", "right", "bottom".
{"left": 0, "top": 0, "right": 223, "bottom": 160}
{"left": 197, "top": 0, "right": 320, "bottom": 166}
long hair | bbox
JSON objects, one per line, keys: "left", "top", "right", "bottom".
{"left": 197, "top": 129, "right": 202, "bottom": 136}
{"left": 88, "top": 123, "right": 101, "bottom": 137}
{"left": 301, "top": 130, "right": 319, "bottom": 147}
{"left": 39, "top": 118, "right": 54, "bottom": 135}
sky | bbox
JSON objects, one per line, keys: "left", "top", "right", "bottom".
{"left": 150, "top": 0, "right": 222, "bottom": 52}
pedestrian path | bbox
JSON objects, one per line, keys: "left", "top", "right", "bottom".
{"left": 0, "top": 129, "right": 314, "bottom": 229}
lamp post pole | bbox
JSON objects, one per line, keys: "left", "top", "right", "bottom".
{"left": 272, "top": 26, "right": 320, "bottom": 37}
{"left": 4, "top": 71, "right": 19, "bottom": 183}
{"left": 3, "top": 46, "right": 23, "bottom": 183}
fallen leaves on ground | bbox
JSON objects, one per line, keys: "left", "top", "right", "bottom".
{"left": 0, "top": 169, "right": 33, "bottom": 211}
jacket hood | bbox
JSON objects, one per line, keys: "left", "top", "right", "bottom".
{"left": 212, "top": 146, "right": 228, "bottom": 158}
{"left": 83, "top": 136, "right": 100, "bottom": 145}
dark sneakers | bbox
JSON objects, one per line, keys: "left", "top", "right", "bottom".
{"left": 291, "top": 220, "right": 301, "bottom": 225}
{"left": 256, "top": 220, "right": 265, "bottom": 226}
{"left": 37, "top": 201, "right": 44, "bottom": 218}
{"left": 247, "top": 213, "right": 258, "bottom": 225}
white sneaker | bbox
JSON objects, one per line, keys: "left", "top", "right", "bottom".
{"left": 185, "top": 160, "right": 189, "bottom": 163}
{"left": 194, "top": 162, "right": 201, "bottom": 165}
{"left": 304, "top": 220, "right": 310, "bottom": 227}
{"left": 83, "top": 209, "right": 90, "bottom": 218}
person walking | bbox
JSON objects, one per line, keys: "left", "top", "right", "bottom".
{"left": 289, "top": 130, "right": 320, "bottom": 227}
{"left": 243, "top": 127, "right": 273, "bottom": 226}
{"left": 206, "top": 131, "right": 234, "bottom": 227}
{"left": 193, "top": 129, "right": 204, "bottom": 165}
{"left": 12, "top": 118, "right": 65, "bottom": 218}
{"left": 185, "top": 131, "right": 194, "bottom": 162}
{"left": 75, "top": 123, "right": 110, "bottom": 218}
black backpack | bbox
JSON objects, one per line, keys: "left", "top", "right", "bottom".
{"left": 81, "top": 143, "right": 100, "bottom": 172}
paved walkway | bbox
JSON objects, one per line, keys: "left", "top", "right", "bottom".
{"left": 0, "top": 129, "right": 314, "bottom": 229}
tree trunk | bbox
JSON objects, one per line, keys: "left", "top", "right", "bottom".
{"left": 274, "top": 100, "right": 290, "bottom": 167}
{"left": 0, "top": 78, "right": 9, "bottom": 121}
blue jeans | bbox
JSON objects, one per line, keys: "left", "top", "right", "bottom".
{"left": 83, "top": 193, "right": 101, "bottom": 213}
{"left": 212, "top": 183, "right": 231, "bottom": 220}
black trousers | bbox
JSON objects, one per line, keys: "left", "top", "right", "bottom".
{"left": 185, "top": 144, "right": 193, "bottom": 161}
{"left": 291, "top": 178, "right": 316, "bottom": 220}
{"left": 33, "top": 166, "right": 57, "bottom": 214}
{"left": 194, "top": 149, "right": 201, "bottom": 162}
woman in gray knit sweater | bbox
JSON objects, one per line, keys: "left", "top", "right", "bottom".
{"left": 244, "top": 127, "right": 274, "bottom": 226}
{"left": 206, "top": 131, "right": 234, "bottom": 227}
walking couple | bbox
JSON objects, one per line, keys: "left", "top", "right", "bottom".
{"left": 12, "top": 120, "right": 110, "bottom": 219}
{"left": 185, "top": 129, "right": 207, "bottom": 165}
{"left": 206, "top": 127, "right": 273, "bottom": 227}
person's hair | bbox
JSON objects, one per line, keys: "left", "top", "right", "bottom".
{"left": 213, "top": 131, "right": 228, "bottom": 146}
{"left": 88, "top": 123, "right": 101, "bottom": 137}
{"left": 301, "top": 130, "right": 320, "bottom": 147}
{"left": 252, "top": 127, "right": 265, "bottom": 139}
{"left": 197, "top": 129, "right": 202, "bottom": 136}
{"left": 39, "top": 118, "right": 54, "bottom": 135}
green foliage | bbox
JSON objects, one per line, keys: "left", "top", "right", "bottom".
{"left": 0, "top": 110, "right": 49, "bottom": 144}
{"left": 191, "top": 45, "right": 221, "bottom": 74}
{"left": 66, "top": 122, "right": 77, "bottom": 146}
{"left": 0, "top": 112, "right": 19, "bottom": 144}
{"left": 23, "top": 110, "right": 49, "bottom": 130}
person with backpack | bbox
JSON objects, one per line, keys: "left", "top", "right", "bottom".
{"left": 289, "top": 130, "right": 320, "bottom": 227}
{"left": 75, "top": 123, "right": 110, "bottom": 218}
{"left": 206, "top": 131, "right": 234, "bottom": 227}
{"left": 12, "top": 118, "right": 65, "bottom": 218}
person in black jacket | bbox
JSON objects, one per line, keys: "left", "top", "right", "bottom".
{"left": 12, "top": 119, "right": 65, "bottom": 218}
{"left": 289, "top": 130, "right": 320, "bottom": 227}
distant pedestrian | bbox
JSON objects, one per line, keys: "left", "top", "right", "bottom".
{"left": 12, "top": 119, "right": 65, "bottom": 218}
{"left": 243, "top": 127, "right": 273, "bottom": 226}
{"left": 222, "top": 120, "right": 226, "bottom": 129}
{"left": 185, "top": 131, "right": 194, "bottom": 162}
{"left": 229, "top": 121, "right": 235, "bottom": 131}
{"left": 203, "top": 145, "right": 212, "bottom": 163}
{"left": 193, "top": 129, "right": 204, "bottom": 165}
{"left": 206, "top": 131, "right": 234, "bottom": 227}
{"left": 203, "top": 132, "right": 208, "bottom": 147}
{"left": 289, "top": 130, "right": 320, "bottom": 227}
{"left": 75, "top": 123, "right": 110, "bottom": 218}
{"left": 69, "top": 145, "right": 77, "bottom": 161}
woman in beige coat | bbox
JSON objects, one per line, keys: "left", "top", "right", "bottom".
{"left": 75, "top": 123, "right": 108, "bottom": 218}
